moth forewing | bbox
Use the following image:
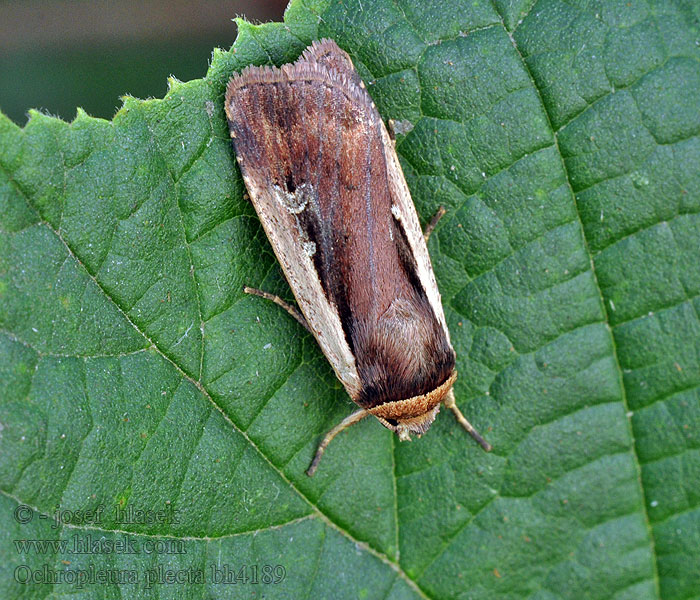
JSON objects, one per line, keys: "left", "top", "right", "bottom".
{"left": 378, "top": 119, "right": 451, "bottom": 343}
{"left": 225, "top": 39, "right": 491, "bottom": 476}
{"left": 225, "top": 61, "right": 362, "bottom": 400}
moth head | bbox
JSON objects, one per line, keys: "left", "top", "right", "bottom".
{"left": 368, "top": 371, "right": 457, "bottom": 441}
{"left": 374, "top": 404, "right": 441, "bottom": 441}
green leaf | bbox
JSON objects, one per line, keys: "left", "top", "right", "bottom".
{"left": 1, "top": 0, "right": 699, "bottom": 598}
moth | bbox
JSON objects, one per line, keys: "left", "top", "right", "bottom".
{"left": 225, "top": 39, "right": 491, "bottom": 476}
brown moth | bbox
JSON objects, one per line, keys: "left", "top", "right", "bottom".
{"left": 224, "top": 39, "right": 491, "bottom": 476}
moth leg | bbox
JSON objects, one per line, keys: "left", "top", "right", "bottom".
{"left": 443, "top": 389, "right": 492, "bottom": 451}
{"left": 243, "top": 286, "right": 311, "bottom": 334}
{"left": 307, "top": 409, "right": 369, "bottom": 476}
{"left": 387, "top": 119, "right": 398, "bottom": 144}
{"left": 423, "top": 206, "right": 447, "bottom": 243}
{"left": 388, "top": 119, "right": 415, "bottom": 142}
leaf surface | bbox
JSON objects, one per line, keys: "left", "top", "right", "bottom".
{"left": 1, "top": 1, "right": 699, "bottom": 598}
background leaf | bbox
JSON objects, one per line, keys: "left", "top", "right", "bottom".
{"left": 1, "top": 0, "right": 699, "bottom": 598}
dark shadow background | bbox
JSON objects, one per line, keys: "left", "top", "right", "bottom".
{"left": 0, "top": 0, "right": 288, "bottom": 125}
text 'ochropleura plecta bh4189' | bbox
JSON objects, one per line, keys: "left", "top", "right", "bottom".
{"left": 225, "top": 39, "right": 491, "bottom": 476}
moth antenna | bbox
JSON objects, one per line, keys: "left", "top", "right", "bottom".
{"left": 443, "top": 389, "right": 492, "bottom": 451}
{"left": 307, "top": 409, "right": 369, "bottom": 476}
